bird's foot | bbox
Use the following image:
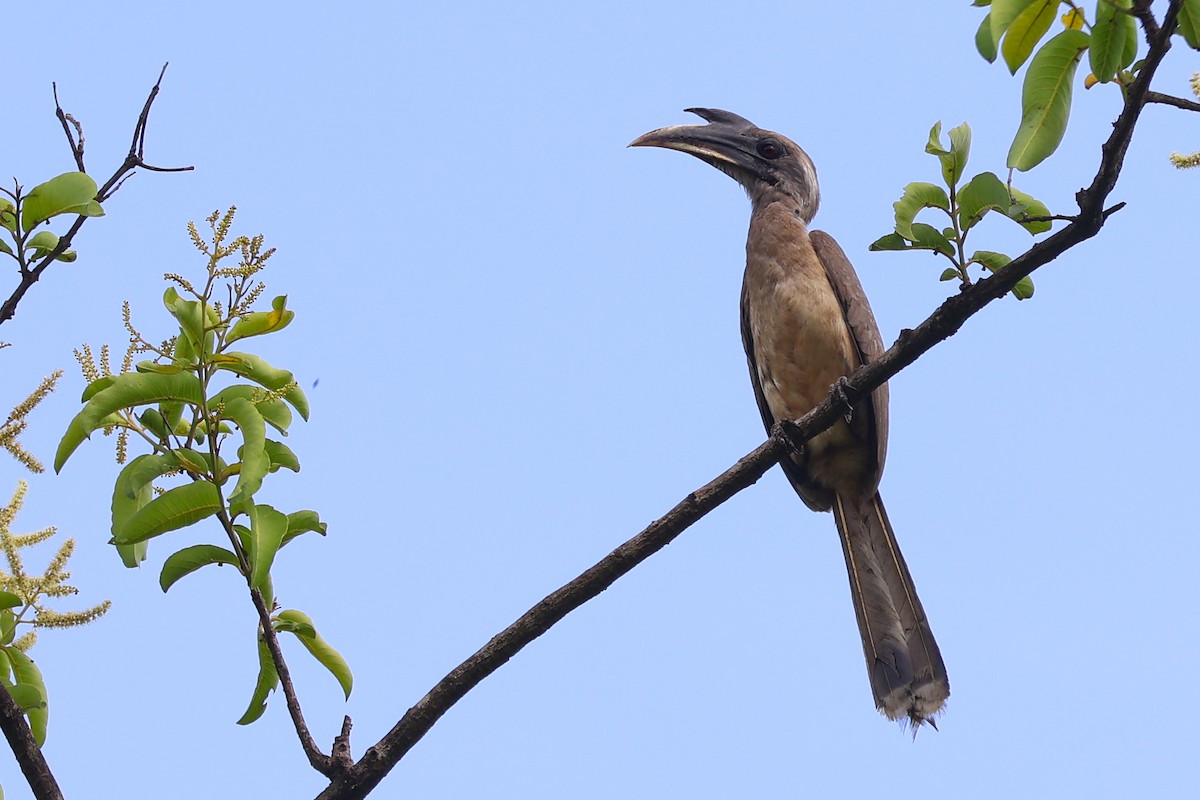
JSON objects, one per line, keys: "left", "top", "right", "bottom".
{"left": 772, "top": 419, "right": 807, "bottom": 460}
{"left": 831, "top": 376, "right": 857, "bottom": 424}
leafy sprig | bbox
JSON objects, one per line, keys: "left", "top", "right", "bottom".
{"left": 871, "top": 121, "right": 1048, "bottom": 299}
{"left": 55, "top": 208, "right": 350, "bottom": 724}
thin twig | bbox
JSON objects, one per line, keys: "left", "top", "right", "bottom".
{"left": 1144, "top": 90, "right": 1200, "bottom": 112}
{"left": 52, "top": 83, "right": 85, "bottom": 172}
{"left": 312, "top": 6, "right": 1182, "bottom": 799}
{"left": 1021, "top": 201, "right": 1127, "bottom": 225}
{"left": 0, "top": 64, "right": 194, "bottom": 328}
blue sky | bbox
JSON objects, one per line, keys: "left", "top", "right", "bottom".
{"left": 3, "top": 2, "right": 1197, "bottom": 798}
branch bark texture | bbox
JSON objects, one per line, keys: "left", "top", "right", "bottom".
{"left": 0, "top": 686, "right": 62, "bottom": 800}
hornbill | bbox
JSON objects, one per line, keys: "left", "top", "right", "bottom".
{"left": 631, "top": 108, "right": 948, "bottom": 728}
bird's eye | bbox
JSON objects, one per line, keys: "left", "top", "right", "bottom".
{"left": 756, "top": 139, "right": 784, "bottom": 160}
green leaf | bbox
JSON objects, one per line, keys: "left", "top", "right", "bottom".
{"left": 210, "top": 385, "right": 293, "bottom": 435}
{"left": 20, "top": 172, "right": 103, "bottom": 229}
{"left": 991, "top": 0, "right": 1038, "bottom": 43}
{"left": 281, "top": 510, "right": 328, "bottom": 547}
{"left": 970, "top": 250, "right": 1013, "bottom": 272}
{"left": 113, "top": 481, "right": 222, "bottom": 545}
{"left": 0, "top": 199, "right": 15, "bottom": 232}
{"left": 112, "top": 455, "right": 155, "bottom": 567}
{"left": 8, "top": 648, "right": 48, "bottom": 745}
{"left": 976, "top": 14, "right": 999, "bottom": 62}
{"left": 56, "top": 372, "right": 204, "bottom": 472}
{"left": 5, "top": 684, "right": 46, "bottom": 714}
{"left": 1002, "top": 0, "right": 1059, "bottom": 73}
{"left": 1118, "top": 11, "right": 1138, "bottom": 68}
{"left": 26, "top": 229, "right": 76, "bottom": 261}
{"left": 0, "top": 593, "right": 22, "bottom": 611}
{"left": 0, "top": 237, "right": 12, "bottom": 256}
{"left": 138, "top": 409, "right": 170, "bottom": 440}
{"left": 275, "top": 610, "right": 353, "bottom": 700}
{"left": 237, "top": 633, "right": 279, "bottom": 725}
{"left": 908, "top": 223, "right": 955, "bottom": 257}
{"left": 247, "top": 504, "right": 287, "bottom": 592}
{"left": 226, "top": 296, "right": 295, "bottom": 344}
{"left": 26, "top": 231, "right": 59, "bottom": 251}
{"left": 1007, "top": 185, "right": 1053, "bottom": 233}
{"left": 163, "top": 288, "right": 215, "bottom": 360}
{"left": 893, "top": 182, "right": 950, "bottom": 240}
{"left": 970, "top": 250, "right": 1036, "bottom": 299}
{"left": 222, "top": 399, "right": 268, "bottom": 507}
{"left": 1007, "top": 29, "right": 1091, "bottom": 171}
{"left": 1090, "top": 0, "right": 1135, "bottom": 82}
{"left": 926, "top": 122, "right": 972, "bottom": 189}
{"left": 273, "top": 617, "right": 316, "bottom": 638}
{"left": 939, "top": 268, "right": 961, "bottom": 282}
{"left": 0, "top": 611, "right": 13, "bottom": 645}
{"left": 870, "top": 228, "right": 955, "bottom": 258}
{"left": 160, "top": 544, "right": 241, "bottom": 592}
{"left": 135, "top": 361, "right": 185, "bottom": 375}
{"left": 1178, "top": 0, "right": 1200, "bottom": 49}
{"left": 262, "top": 440, "right": 300, "bottom": 473}
{"left": 212, "top": 352, "right": 309, "bottom": 421}
{"left": 957, "top": 171, "right": 1012, "bottom": 230}
{"left": 868, "top": 233, "right": 911, "bottom": 251}
{"left": 80, "top": 376, "right": 116, "bottom": 401}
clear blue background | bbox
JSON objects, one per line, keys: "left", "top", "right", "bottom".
{"left": 2, "top": 2, "right": 1197, "bottom": 798}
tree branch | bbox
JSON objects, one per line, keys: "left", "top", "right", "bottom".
{"left": 1132, "top": 0, "right": 1161, "bottom": 42}
{"left": 0, "top": 64, "right": 194, "bottom": 329}
{"left": 1144, "top": 90, "right": 1200, "bottom": 112}
{"left": 314, "top": 6, "right": 1182, "bottom": 798}
{"left": 0, "top": 686, "right": 62, "bottom": 800}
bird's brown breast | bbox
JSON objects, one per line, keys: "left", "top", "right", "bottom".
{"left": 743, "top": 203, "right": 872, "bottom": 492}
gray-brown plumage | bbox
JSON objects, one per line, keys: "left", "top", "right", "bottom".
{"left": 631, "top": 108, "right": 948, "bottom": 728}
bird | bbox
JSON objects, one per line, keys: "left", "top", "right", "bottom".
{"left": 630, "top": 108, "right": 948, "bottom": 729}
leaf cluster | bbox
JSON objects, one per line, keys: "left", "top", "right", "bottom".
{"left": 54, "top": 208, "right": 350, "bottom": 723}
{"left": 0, "top": 172, "right": 105, "bottom": 267}
{"left": 871, "top": 122, "right": 1047, "bottom": 298}
{"left": 973, "top": 0, "right": 1200, "bottom": 171}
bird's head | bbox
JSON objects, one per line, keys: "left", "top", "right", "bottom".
{"left": 630, "top": 108, "right": 820, "bottom": 222}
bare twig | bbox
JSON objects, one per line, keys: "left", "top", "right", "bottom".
{"left": 1144, "top": 90, "right": 1200, "bottom": 112}
{"left": 52, "top": 84, "right": 85, "bottom": 172}
{"left": 0, "top": 64, "right": 194, "bottom": 328}
{"left": 1021, "top": 201, "right": 1127, "bottom": 225}
{"left": 311, "top": 6, "right": 1182, "bottom": 800}
{"left": 0, "top": 687, "right": 63, "bottom": 800}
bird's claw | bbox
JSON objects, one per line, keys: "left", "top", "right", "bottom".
{"left": 772, "top": 419, "right": 807, "bottom": 459}
{"left": 832, "top": 377, "right": 856, "bottom": 424}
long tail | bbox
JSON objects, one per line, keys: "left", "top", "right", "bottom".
{"left": 832, "top": 491, "right": 949, "bottom": 729}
